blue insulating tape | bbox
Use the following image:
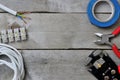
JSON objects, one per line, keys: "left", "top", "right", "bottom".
{"left": 87, "top": 0, "right": 120, "bottom": 28}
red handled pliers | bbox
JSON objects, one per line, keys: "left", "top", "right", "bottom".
{"left": 95, "top": 26, "right": 120, "bottom": 58}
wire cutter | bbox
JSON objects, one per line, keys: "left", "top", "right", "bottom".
{"left": 95, "top": 26, "right": 120, "bottom": 58}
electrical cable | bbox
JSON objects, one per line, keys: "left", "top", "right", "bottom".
{"left": 0, "top": 3, "right": 31, "bottom": 24}
{"left": 0, "top": 44, "right": 25, "bottom": 80}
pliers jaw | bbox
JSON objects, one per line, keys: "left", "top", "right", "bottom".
{"left": 94, "top": 33, "right": 114, "bottom": 46}
{"left": 94, "top": 26, "right": 120, "bottom": 58}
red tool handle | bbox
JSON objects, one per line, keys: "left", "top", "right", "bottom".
{"left": 112, "top": 26, "right": 120, "bottom": 36}
{"left": 112, "top": 44, "right": 120, "bottom": 58}
{"left": 118, "top": 65, "right": 120, "bottom": 74}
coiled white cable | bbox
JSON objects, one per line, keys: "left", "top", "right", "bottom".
{"left": 0, "top": 44, "right": 25, "bottom": 80}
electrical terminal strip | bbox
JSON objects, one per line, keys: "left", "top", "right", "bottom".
{"left": 1, "top": 30, "right": 8, "bottom": 43}
{"left": 0, "top": 27, "right": 27, "bottom": 43}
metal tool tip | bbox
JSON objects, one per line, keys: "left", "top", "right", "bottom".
{"left": 95, "top": 33, "right": 103, "bottom": 37}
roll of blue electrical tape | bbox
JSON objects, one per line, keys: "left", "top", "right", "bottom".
{"left": 87, "top": 0, "right": 120, "bottom": 28}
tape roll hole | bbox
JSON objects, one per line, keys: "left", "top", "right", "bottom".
{"left": 92, "top": 0, "right": 114, "bottom": 22}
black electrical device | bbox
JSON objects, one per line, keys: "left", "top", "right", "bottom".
{"left": 86, "top": 50, "right": 120, "bottom": 80}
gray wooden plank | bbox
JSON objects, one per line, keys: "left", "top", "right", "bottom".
{"left": 0, "top": 50, "right": 119, "bottom": 80}
{"left": 0, "top": 0, "right": 115, "bottom": 12}
{"left": 24, "top": 50, "right": 93, "bottom": 80}
{"left": 0, "top": 50, "right": 96, "bottom": 80}
{"left": 0, "top": 13, "right": 120, "bottom": 49}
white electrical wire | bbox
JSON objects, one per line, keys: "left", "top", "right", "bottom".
{"left": 0, "top": 44, "right": 25, "bottom": 80}
{"left": 0, "top": 3, "right": 31, "bottom": 24}
{"left": 0, "top": 4, "right": 17, "bottom": 15}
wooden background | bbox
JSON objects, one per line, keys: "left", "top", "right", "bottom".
{"left": 0, "top": 0, "right": 120, "bottom": 80}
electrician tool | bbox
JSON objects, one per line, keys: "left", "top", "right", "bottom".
{"left": 87, "top": 0, "right": 120, "bottom": 28}
{"left": 86, "top": 50, "right": 120, "bottom": 80}
{"left": 94, "top": 26, "right": 120, "bottom": 58}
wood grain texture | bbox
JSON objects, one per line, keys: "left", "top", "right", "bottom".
{"left": 0, "top": 0, "right": 115, "bottom": 12}
{"left": 0, "top": 13, "right": 119, "bottom": 49}
{"left": 0, "top": 1, "right": 119, "bottom": 80}
{"left": 24, "top": 50, "right": 93, "bottom": 80}
{"left": 0, "top": 50, "right": 99, "bottom": 80}
{"left": 0, "top": 50, "right": 119, "bottom": 80}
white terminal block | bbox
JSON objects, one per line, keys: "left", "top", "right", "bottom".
{"left": 20, "top": 28, "right": 27, "bottom": 40}
{"left": 7, "top": 29, "right": 14, "bottom": 42}
{"left": 1, "top": 30, "right": 8, "bottom": 43}
{"left": 14, "top": 28, "right": 20, "bottom": 41}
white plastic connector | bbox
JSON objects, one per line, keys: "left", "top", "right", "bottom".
{"left": 0, "top": 27, "right": 28, "bottom": 43}
{"left": 1, "top": 30, "right": 8, "bottom": 43}
{"left": 14, "top": 28, "right": 20, "bottom": 41}
{"left": 20, "top": 28, "right": 27, "bottom": 40}
{"left": 7, "top": 29, "right": 14, "bottom": 42}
